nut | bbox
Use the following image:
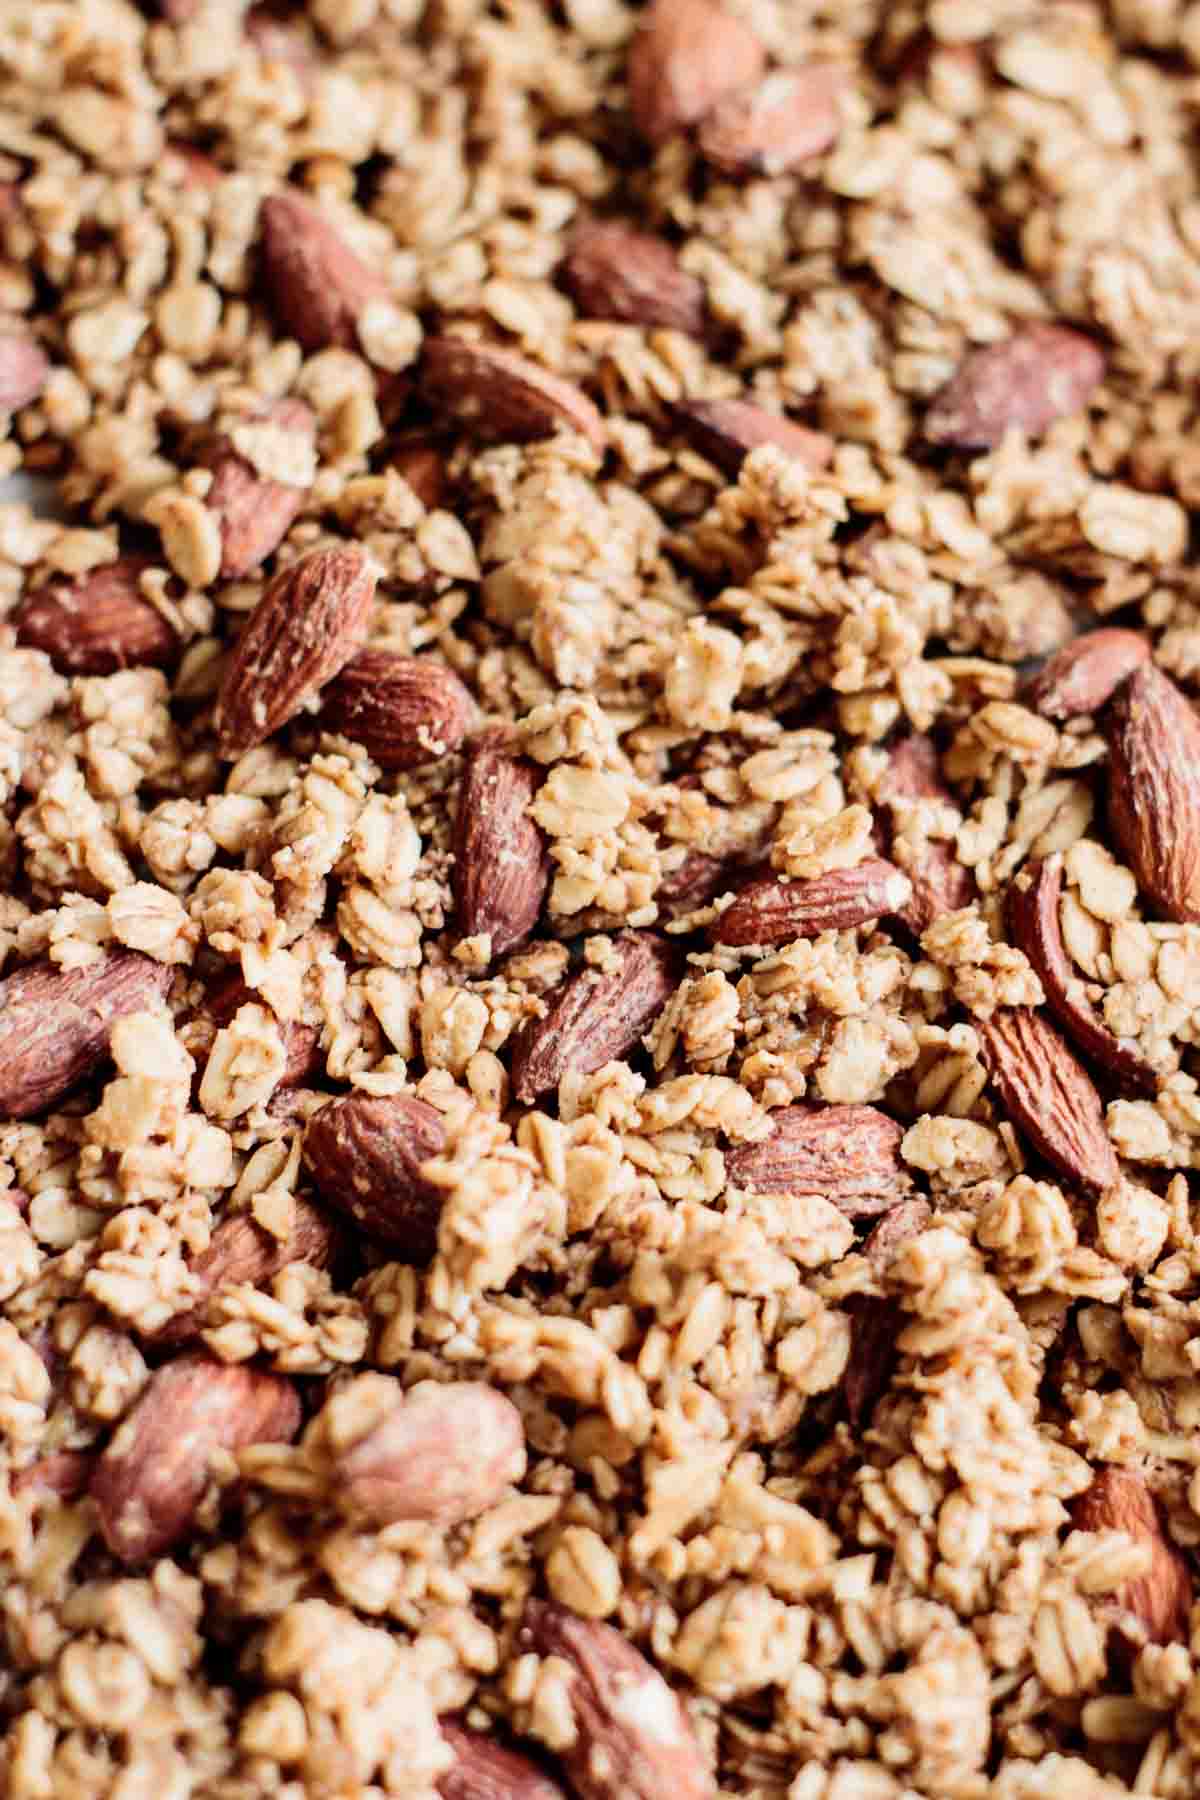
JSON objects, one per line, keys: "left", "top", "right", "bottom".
{"left": 562, "top": 221, "right": 706, "bottom": 336}
{"left": 976, "top": 1006, "right": 1118, "bottom": 1194}
{"left": 302, "top": 1090, "right": 448, "bottom": 1256}
{"left": 438, "top": 1720, "right": 568, "bottom": 1800}
{"left": 151, "top": 1197, "right": 337, "bottom": 1347}
{"left": 213, "top": 543, "right": 376, "bottom": 757}
{"left": 15, "top": 557, "right": 178, "bottom": 675}
{"left": 0, "top": 330, "right": 48, "bottom": 411}
{"left": 841, "top": 1198, "right": 933, "bottom": 1428}
{"left": 420, "top": 335, "right": 605, "bottom": 451}
{"left": 90, "top": 1352, "right": 301, "bottom": 1564}
{"left": 510, "top": 932, "right": 677, "bottom": 1103}
{"left": 1071, "top": 1467, "right": 1192, "bottom": 1649}
{"left": 201, "top": 397, "right": 316, "bottom": 579}
{"left": 1105, "top": 660, "right": 1200, "bottom": 923}
{"left": 207, "top": 972, "right": 322, "bottom": 1089}
{"left": 698, "top": 65, "right": 843, "bottom": 177}
{"left": 13, "top": 1449, "right": 93, "bottom": 1501}
{"left": 1025, "top": 628, "right": 1151, "bottom": 720}
{"left": 319, "top": 648, "right": 475, "bottom": 770}
{"left": 924, "top": 323, "right": 1105, "bottom": 449}
{"left": 673, "top": 396, "right": 833, "bottom": 478}
{"left": 453, "top": 729, "right": 550, "bottom": 958}
{"left": 0, "top": 951, "right": 173, "bottom": 1120}
{"left": 259, "top": 187, "right": 390, "bottom": 353}
{"left": 627, "top": 0, "right": 766, "bottom": 148}
{"left": 710, "top": 858, "right": 911, "bottom": 947}
{"left": 876, "top": 734, "right": 975, "bottom": 935}
{"left": 330, "top": 1379, "right": 526, "bottom": 1527}
{"left": 724, "top": 1103, "right": 911, "bottom": 1217}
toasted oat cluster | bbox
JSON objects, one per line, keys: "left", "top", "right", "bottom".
{"left": 5, "top": 1, "right": 1200, "bottom": 1796}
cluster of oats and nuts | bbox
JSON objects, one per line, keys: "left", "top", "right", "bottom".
{"left": 7, "top": 1, "right": 1200, "bottom": 1796}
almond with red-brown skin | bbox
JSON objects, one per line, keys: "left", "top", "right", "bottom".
{"left": 841, "top": 1197, "right": 934, "bottom": 1428}
{"left": 259, "top": 188, "right": 390, "bottom": 354}
{"left": 0, "top": 331, "right": 48, "bottom": 411}
{"left": 207, "top": 971, "right": 322, "bottom": 1089}
{"left": 90, "top": 1353, "right": 301, "bottom": 1564}
{"left": 674, "top": 397, "right": 833, "bottom": 478}
{"left": 924, "top": 323, "right": 1105, "bottom": 450}
{"left": 1025, "top": 628, "right": 1151, "bottom": 720}
{"left": 976, "top": 1006, "right": 1118, "bottom": 1193}
{"left": 876, "top": 734, "right": 975, "bottom": 934}
{"left": 711, "top": 858, "right": 911, "bottom": 948}
{"left": 1105, "top": 661, "right": 1200, "bottom": 924}
{"left": 420, "top": 337, "right": 605, "bottom": 452}
{"left": 628, "top": 0, "right": 766, "bottom": 148}
{"left": 0, "top": 951, "right": 173, "bottom": 1119}
{"left": 319, "top": 649, "right": 475, "bottom": 770}
{"left": 1007, "top": 857, "right": 1157, "bottom": 1092}
{"left": 453, "top": 730, "right": 549, "bottom": 958}
{"left": 510, "top": 933, "right": 677, "bottom": 1103}
{"left": 15, "top": 557, "right": 178, "bottom": 675}
{"left": 724, "top": 1103, "right": 911, "bottom": 1217}
{"left": 698, "top": 65, "right": 843, "bottom": 177}
{"left": 390, "top": 433, "right": 449, "bottom": 509}
{"left": 331, "top": 1380, "right": 526, "bottom": 1528}
{"left": 521, "top": 1602, "right": 713, "bottom": 1800}
{"left": 13, "top": 1450, "right": 93, "bottom": 1501}
{"left": 1071, "top": 1467, "right": 1193, "bottom": 1649}
{"left": 438, "top": 1721, "right": 567, "bottom": 1800}
{"left": 150, "top": 1197, "right": 337, "bottom": 1347}
{"left": 200, "top": 397, "right": 315, "bottom": 580}
{"left": 562, "top": 222, "right": 706, "bottom": 336}
{"left": 214, "top": 543, "right": 376, "bottom": 758}
{"left": 657, "top": 848, "right": 732, "bottom": 915}
{"left": 302, "top": 1091, "right": 448, "bottom": 1257}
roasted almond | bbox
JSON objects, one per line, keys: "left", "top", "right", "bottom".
{"left": 674, "top": 397, "right": 833, "bottom": 478}
{"left": 876, "top": 734, "right": 975, "bottom": 935}
{"left": 389, "top": 432, "right": 449, "bottom": 509}
{"left": 1071, "top": 1467, "right": 1192, "bottom": 1649}
{"left": 627, "top": 0, "right": 766, "bottom": 147}
{"left": 521, "top": 1601, "right": 713, "bottom": 1800}
{"left": 331, "top": 1380, "right": 526, "bottom": 1527}
{"left": 510, "top": 932, "right": 677, "bottom": 1103}
{"left": 710, "top": 858, "right": 911, "bottom": 948}
{"left": 841, "top": 1200, "right": 932, "bottom": 1428}
{"left": 698, "top": 65, "right": 843, "bottom": 177}
{"left": 1025, "top": 628, "right": 1151, "bottom": 720}
{"left": 319, "top": 649, "right": 475, "bottom": 770}
{"left": 13, "top": 1449, "right": 93, "bottom": 1501}
{"left": 976, "top": 1006, "right": 1118, "bottom": 1193}
{"left": 1007, "top": 857, "right": 1157, "bottom": 1092}
{"left": 0, "top": 951, "right": 173, "bottom": 1119}
{"left": 0, "top": 330, "right": 48, "bottom": 412}
{"left": 562, "top": 221, "right": 706, "bottom": 336}
{"left": 924, "top": 323, "right": 1105, "bottom": 450}
{"left": 259, "top": 187, "right": 390, "bottom": 353}
{"left": 207, "top": 972, "right": 322, "bottom": 1089}
{"left": 150, "top": 1197, "right": 337, "bottom": 1347}
{"left": 1105, "top": 661, "right": 1200, "bottom": 923}
{"left": 213, "top": 543, "right": 376, "bottom": 758}
{"left": 453, "top": 731, "right": 550, "bottom": 958}
{"left": 724, "top": 1103, "right": 911, "bottom": 1217}
{"left": 302, "top": 1091, "right": 448, "bottom": 1256}
{"left": 201, "top": 396, "right": 315, "bottom": 580}
{"left": 438, "top": 1721, "right": 567, "bottom": 1800}
{"left": 657, "top": 847, "right": 734, "bottom": 916}
{"left": 420, "top": 336, "right": 605, "bottom": 452}
{"left": 15, "top": 556, "right": 178, "bottom": 675}
{"left": 90, "top": 1353, "right": 301, "bottom": 1564}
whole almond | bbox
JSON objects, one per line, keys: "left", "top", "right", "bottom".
{"left": 13, "top": 1449, "right": 93, "bottom": 1501}
{"left": 15, "top": 557, "right": 178, "bottom": 675}
{"left": 510, "top": 932, "right": 677, "bottom": 1103}
{"left": 698, "top": 65, "right": 843, "bottom": 177}
{"left": 924, "top": 323, "right": 1105, "bottom": 449}
{"left": 201, "top": 397, "right": 315, "bottom": 580}
{"left": 90, "top": 1353, "right": 301, "bottom": 1564}
{"left": 0, "top": 951, "right": 173, "bottom": 1119}
{"left": 521, "top": 1601, "right": 713, "bottom": 1800}
{"left": 332, "top": 1380, "right": 525, "bottom": 1527}
{"left": 259, "top": 188, "right": 390, "bottom": 353}
{"left": 628, "top": 0, "right": 766, "bottom": 147}
{"left": 1025, "top": 628, "right": 1151, "bottom": 720}
{"left": 214, "top": 543, "right": 376, "bottom": 758}
{"left": 657, "top": 847, "right": 733, "bottom": 916}
{"left": 724, "top": 1103, "right": 911, "bottom": 1216}
{"left": 876, "top": 734, "right": 975, "bottom": 935}
{"left": 319, "top": 649, "right": 475, "bottom": 770}
{"left": 562, "top": 222, "right": 706, "bottom": 336}
{"left": 976, "top": 1006, "right": 1118, "bottom": 1193}
{"left": 207, "top": 972, "right": 322, "bottom": 1088}
{"left": 674, "top": 397, "right": 833, "bottom": 478}
{"left": 302, "top": 1091, "right": 447, "bottom": 1256}
{"left": 711, "top": 858, "right": 911, "bottom": 948}
{"left": 1007, "top": 857, "right": 1157, "bottom": 1092}
{"left": 841, "top": 1197, "right": 933, "bottom": 1429}
{"left": 420, "top": 337, "right": 605, "bottom": 452}
{"left": 151, "top": 1197, "right": 337, "bottom": 1347}
{"left": 390, "top": 433, "right": 449, "bottom": 509}
{"left": 438, "top": 1721, "right": 567, "bottom": 1800}
{"left": 1105, "top": 661, "right": 1200, "bottom": 923}
{"left": 0, "top": 331, "right": 48, "bottom": 412}
{"left": 453, "top": 731, "right": 550, "bottom": 958}
{"left": 1071, "top": 1467, "right": 1192, "bottom": 1649}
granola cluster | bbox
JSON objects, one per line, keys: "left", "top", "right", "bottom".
{"left": 4, "top": 1, "right": 1200, "bottom": 1796}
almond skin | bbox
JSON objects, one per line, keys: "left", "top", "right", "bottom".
{"left": 0, "top": 951, "right": 173, "bottom": 1119}
{"left": 924, "top": 323, "right": 1105, "bottom": 449}
{"left": 510, "top": 933, "right": 677, "bottom": 1103}
{"left": 201, "top": 397, "right": 315, "bottom": 579}
{"left": 259, "top": 188, "right": 390, "bottom": 353}
{"left": 438, "top": 1721, "right": 568, "bottom": 1800}
{"left": 15, "top": 557, "right": 178, "bottom": 675}
{"left": 876, "top": 734, "right": 975, "bottom": 934}
{"left": 711, "top": 858, "right": 911, "bottom": 948}
{"left": 1105, "top": 661, "right": 1200, "bottom": 923}
{"left": 842, "top": 1197, "right": 934, "bottom": 1427}
{"left": 0, "top": 331, "right": 49, "bottom": 411}
{"left": 1025, "top": 628, "right": 1151, "bottom": 720}
{"left": 562, "top": 221, "right": 706, "bottom": 336}
{"left": 420, "top": 336, "right": 605, "bottom": 452}
{"left": 1071, "top": 1467, "right": 1193, "bottom": 1649}
{"left": 90, "top": 1353, "right": 301, "bottom": 1564}
{"left": 214, "top": 543, "right": 376, "bottom": 758}
{"left": 207, "top": 972, "right": 322, "bottom": 1089}
{"left": 627, "top": 0, "right": 766, "bottom": 148}
{"left": 302, "top": 1091, "right": 447, "bottom": 1257}
{"left": 674, "top": 397, "right": 833, "bottom": 478}
{"left": 13, "top": 1450, "right": 93, "bottom": 1501}
{"left": 698, "top": 65, "right": 843, "bottom": 177}
{"left": 332, "top": 1380, "right": 526, "bottom": 1528}
{"left": 150, "top": 1197, "right": 337, "bottom": 1347}
{"left": 976, "top": 1006, "right": 1118, "bottom": 1193}
{"left": 319, "top": 649, "right": 475, "bottom": 770}
{"left": 521, "top": 1602, "right": 714, "bottom": 1800}
{"left": 453, "top": 730, "right": 550, "bottom": 958}
{"left": 724, "top": 1103, "right": 911, "bottom": 1217}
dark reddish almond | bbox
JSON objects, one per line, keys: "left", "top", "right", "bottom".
{"left": 842, "top": 1201, "right": 932, "bottom": 1427}
{"left": 924, "top": 323, "right": 1105, "bottom": 450}
{"left": 15, "top": 557, "right": 178, "bottom": 675}
{"left": 207, "top": 973, "right": 322, "bottom": 1088}
{"left": 453, "top": 731, "right": 550, "bottom": 958}
{"left": 1071, "top": 1468, "right": 1192, "bottom": 1649}
{"left": 876, "top": 734, "right": 975, "bottom": 934}
{"left": 150, "top": 1198, "right": 337, "bottom": 1347}
{"left": 657, "top": 848, "right": 733, "bottom": 915}
{"left": 259, "top": 188, "right": 390, "bottom": 353}
{"left": 0, "top": 952, "right": 173, "bottom": 1119}
{"left": 390, "top": 433, "right": 449, "bottom": 509}
{"left": 711, "top": 859, "right": 911, "bottom": 947}
{"left": 562, "top": 222, "right": 706, "bottom": 336}
{"left": 1025, "top": 629, "right": 1151, "bottom": 720}
{"left": 13, "top": 1450, "right": 93, "bottom": 1501}
{"left": 1105, "top": 661, "right": 1200, "bottom": 923}
{"left": 674, "top": 397, "right": 833, "bottom": 478}
{"left": 698, "top": 66, "right": 843, "bottom": 177}
{"left": 319, "top": 649, "right": 475, "bottom": 770}
{"left": 628, "top": 0, "right": 766, "bottom": 147}
{"left": 302, "top": 1092, "right": 447, "bottom": 1257}
{"left": 0, "top": 331, "right": 48, "bottom": 411}
{"left": 976, "top": 1006, "right": 1118, "bottom": 1193}
{"left": 510, "top": 933, "right": 676, "bottom": 1104}
{"left": 201, "top": 397, "right": 315, "bottom": 580}
{"left": 420, "top": 337, "right": 605, "bottom": 452}
{"left": 724, "top": 1103, "right": 910, "bottom": 1216}
{"left": 438, "top": 1721, "right": 568, "bottom": 1800}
